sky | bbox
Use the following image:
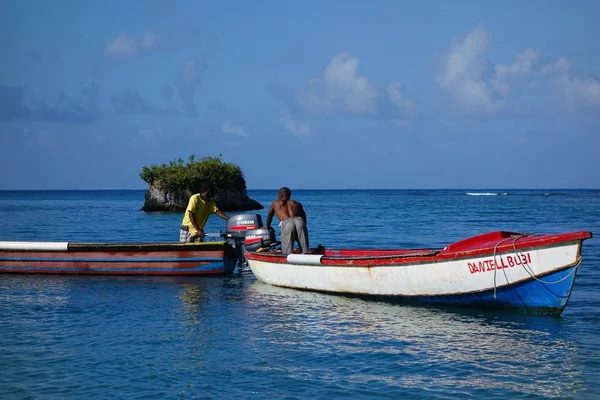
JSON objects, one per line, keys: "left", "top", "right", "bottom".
{"left": 1, "top": 0, "right": 599, "bottom": 190}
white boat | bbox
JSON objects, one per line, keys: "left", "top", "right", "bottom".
{"left": 245, "top": 230, "right": 593, "bottom": 315}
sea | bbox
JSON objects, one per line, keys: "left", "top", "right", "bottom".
{"left": 1, "top": 189, "right": 599, "bottom": 399}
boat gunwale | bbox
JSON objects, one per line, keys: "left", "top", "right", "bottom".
{"left": 246, "top": 231, "right": 592, "bottom": 266}
{"left": 0, "top": 241, "right": 226, "bottom": 253}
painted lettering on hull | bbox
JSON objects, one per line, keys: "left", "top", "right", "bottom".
{"left": 468, "top": 253, "right": 532, "bottom": 274}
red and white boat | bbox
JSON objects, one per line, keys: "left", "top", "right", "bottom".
{"left": 245, "top": 230, "right": 593, "bottom": 315}
{"left": 0, "top": 241, "right": 239, "bottom": 275}
{"left": 0, "top": 213, "right": 274, "bottom": 276}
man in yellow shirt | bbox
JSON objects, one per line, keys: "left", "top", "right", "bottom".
{"left": 180, "top": 182, "right": 229, "bottom": 242}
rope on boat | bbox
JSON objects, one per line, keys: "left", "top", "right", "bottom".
{"left": 491, "top": 234, "right": 583, "bottom": 298}
{"left": 492, "top": 235, "right": 529, "bottom": 298}
{"left": 520, "top": 256, "right": 583, "bottom": 285}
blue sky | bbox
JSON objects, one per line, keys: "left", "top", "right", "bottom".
{"left": 1, "top": 0, "right": 599, "bottom": 190}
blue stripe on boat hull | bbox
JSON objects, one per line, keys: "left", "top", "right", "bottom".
{"left": 412, "top": 266, "right": 577, "bottom": 315}
{"left": 287, "top": 266, "right": 579, "bottom": 316}
{"left": 0, "top": 261, "right": 226, "bottom": 275}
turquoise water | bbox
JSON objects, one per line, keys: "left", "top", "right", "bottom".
{"left": 1, "top": 189, "right": 599, "bottom": 399}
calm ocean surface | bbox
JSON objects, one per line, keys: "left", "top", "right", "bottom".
{"left": 1, "top": 189, "right": 599, "bottom": 399}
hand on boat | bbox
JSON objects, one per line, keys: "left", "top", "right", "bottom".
{"left": 190, "top": 228, "right": 205, "bottom": 239}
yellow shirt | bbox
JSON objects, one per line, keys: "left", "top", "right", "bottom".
{"left": 181, "top": 194, "right": 218, "bottom": 235}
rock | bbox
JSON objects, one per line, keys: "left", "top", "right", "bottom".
{"left": 141, "top": 182, "right": 263, "bottom": 212}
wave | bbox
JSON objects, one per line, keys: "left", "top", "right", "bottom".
{"left": 463, "top": 191, "right": 597, "bottom": 197}
{"left": 465, "top": 192, "right": 509, "bottom": 196}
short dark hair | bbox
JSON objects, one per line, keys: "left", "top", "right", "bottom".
{"left": 199, "top": 182, "right": 214, "bottom": 194}
{"left": 279, "top": 187, "right": 291, "bottom": 199}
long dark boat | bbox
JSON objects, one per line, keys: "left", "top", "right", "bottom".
{"left": 0, "top": 213, "right": 274, "bottom": 275}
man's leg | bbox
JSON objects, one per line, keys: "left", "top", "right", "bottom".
{"left": 180, "top": 228, "right": 191, "bottom": 243}
{"left": 280, "top": 219, "right": 294, "bottom": 254}
{"left": 294, "top": 219, "right": 309, "bottom": 253}
{"left": 180, "top": 228, "right": 201, "bottom": 243}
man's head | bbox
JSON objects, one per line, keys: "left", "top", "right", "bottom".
{"left": 278, "top": 187, "right": 291, "bottom": 200}
{"left": 199, "top": 182, "right": 214, "bottom": 200}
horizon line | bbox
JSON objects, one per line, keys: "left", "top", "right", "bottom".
{"left": 1, "top": 188, "right": 599, "bottom": 192}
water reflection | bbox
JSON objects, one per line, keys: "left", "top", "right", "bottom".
{"left": 238, "top": 280, "right": 583, "bottom": 397}
{"left": 0, "top": 275, "right": 72, "bottom": 308}
{"left": 177, "top": 281, "right": 208, "bottom": 308}
{"left": 2, "top": 273, "right": 594, "bottom": 398}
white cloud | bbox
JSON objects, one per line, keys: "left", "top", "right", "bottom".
{"left": 494, "top": 49, "right": 540, "bottom": 77}
{"left": 540, "top": 58, "right": 571, "bottom": 75}
{"left": 104, "top": 32, "right": 158, "bottom": 58}
{"left": 555, "top": 74, "right": 600, "bottom": 111}
{"left": 437, "top": 25, "right": 504, "bottom": 114}
{"left": 438, "top": 26, "right": 489, "bottom": 87}
{"left": 490, "top": 49, "right": 541, "bottom": 99}
{"left": 105, "top": 34, "right": 138, "bottom": 58}
{"left": 439, "top": 26, "right": 600, "bottom": 114}
{"left": 538, "top": 58, "right": 600, "bottom": 111}
{"left": 220, "top": 121, "right": 247, "bottom": 137}
{"left": 280, "top": 110, "right": 311, "bottom": 136}
{"left": 386, "top": 82, "right": 414, "bottom": 114}
{"left": 297, "top": 52, "right": 379, "bottom": 115}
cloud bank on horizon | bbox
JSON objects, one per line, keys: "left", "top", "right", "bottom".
{"left": 1, "top": 1, "right": 599, "bottom": 190}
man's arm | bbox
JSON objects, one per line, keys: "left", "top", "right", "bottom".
{"left": 185, "top": 196, "right": 202, "bottom": 233}
{"left": 265, "top": 202, "right": 275, "bottom": 229}
{"left": 215, "top": 210, "right": 228, "bottom": 220}
{"left": 188, "top": 210, "right": 203, "bottom": 236}
{"left": 299, "top": 203, "right": 307, "bottom": 224}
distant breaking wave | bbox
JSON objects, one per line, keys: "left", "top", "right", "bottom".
{"left": 463, "top": 191, "right": 591, "bottom": 197}
{"left": 465, "top": 192, "right": 509, "bottom": 196}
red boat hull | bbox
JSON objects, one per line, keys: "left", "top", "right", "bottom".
{"left": 0, "top": 241, "right": 238, "bottom": 275}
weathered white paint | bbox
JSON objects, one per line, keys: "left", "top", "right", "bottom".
{"left": 0, "top": 241, "right": 69, "bottom": 251}
{"left": 248, "top": 244, "right": 580, "bottom": 296}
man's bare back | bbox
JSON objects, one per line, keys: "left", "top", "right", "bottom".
{"left": 265, "top": 188, "right": 307, "bottom": 229}
{"left": 272, "top": 199, "right": 304, "bottom": 220}
{"left": 265, "top": 187, "right": 310, "bottom": 254}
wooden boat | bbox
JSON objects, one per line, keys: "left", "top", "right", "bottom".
{"left": 0, "top": 213, "right": 272, "bottom": 276}
{"left": 0, "top": 240, "right": 240, "bottom": 275}
{"left": 245, "top": 230, "right": 593, "bottom": 315}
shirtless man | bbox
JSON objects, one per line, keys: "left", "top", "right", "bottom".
{"left": 265, "top": 187, "right": 309, "bottom": 254}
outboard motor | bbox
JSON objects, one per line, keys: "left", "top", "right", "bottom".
{"left": 224, "top": 213, "right": 277, "bottom": 273}
{"left": 244, "top": 228, "right": 276, "bottom": 252}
